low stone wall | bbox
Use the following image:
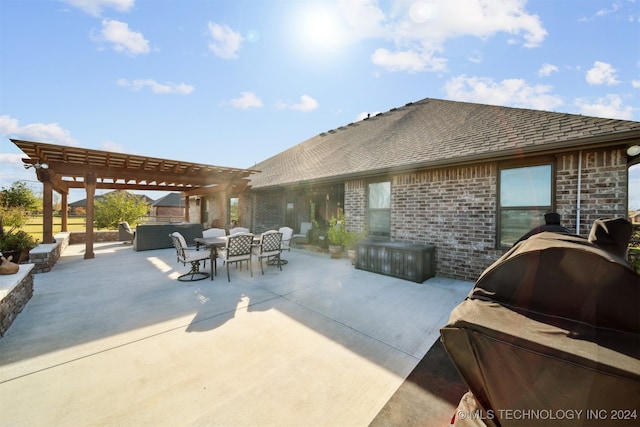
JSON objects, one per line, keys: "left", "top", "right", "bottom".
{"left": 27, "top": 231, "right": 119, "bottom": 274}
{"left": 29, "top": 232, "right": 70, "bottom": 274}
{"left": 69, "top": 230, "right": 118, "bottom": 244}
{"left": 0, "top": 263, "right": 34, "bottom": 336}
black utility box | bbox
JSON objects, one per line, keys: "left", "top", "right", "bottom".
{"left": 355, "top": 240, "right": 435, "bottom": 283}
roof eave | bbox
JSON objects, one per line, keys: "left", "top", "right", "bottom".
{"left": 250, "top": 130, "right": 640, "bottom": 191}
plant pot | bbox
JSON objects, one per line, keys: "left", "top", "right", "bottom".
{"left": 347, "top": 248, "right": 356, "bottom": 265}
{"left": 1, "top": 249, "right": 29, "bottom": 263}
{"left": 328, "top": 245, "right": 344, "bottom": 259}
{"left": 1, "top": 250, "right": 20, "bottom": 262}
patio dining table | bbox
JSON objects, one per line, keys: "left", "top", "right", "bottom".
{"left": 194, "top": 236, "right": 227, "bottom": 248}
{"left": 195, "top": 234, "right": 288, "bottom": 268}
{"left": 193, "top": 236, "right": 228, "bottom": 277}
{"left": 194, "top": 234, "right": 261, "bottom": 262}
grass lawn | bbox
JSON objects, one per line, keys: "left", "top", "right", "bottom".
{"left": 23, "top": 215, "right": 90, "bottom": 241}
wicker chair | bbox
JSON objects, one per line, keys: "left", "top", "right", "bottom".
{"left": 218, "top": 232, "right": 254, "bottom": 282}
{"left": 254, "top": 230, "right": 283, "bottom": 274}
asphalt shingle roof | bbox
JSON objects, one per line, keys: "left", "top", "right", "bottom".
{"left": 69, "top": 191, "right": 154, "bottom": 207}
{"left": 152, "top": 192, "right": 184, "bottom": 207}
{"left": 250, "top": 98, "right": 640, "bottom": 189}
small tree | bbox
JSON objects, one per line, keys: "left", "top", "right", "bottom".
{"left": 94, "top": 191, "right": 149, "bottom": 229}
{"left": 0, "top": 182, "right": 40, "bottom": 252}
{"left": 0, "top": 182, "right": 40, "bottom": 235}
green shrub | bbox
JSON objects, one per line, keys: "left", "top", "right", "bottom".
{"left": 0, "top": 230, "right": 38, "bottom": 252}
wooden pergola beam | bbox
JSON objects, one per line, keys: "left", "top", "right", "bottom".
{"left": 13, "top": 139, "right": 260, "bottom": 259}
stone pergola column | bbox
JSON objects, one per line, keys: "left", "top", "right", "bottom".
{"left": 39, "top": 169, "right": 55, "bottom": 244}
{"left": 184, "top": 194, "right": 190, "bottom": 222}
{"left": 84, "top": 173, "right": 96, "bottom": 259}
{"left": 60, "top": 192, "right": 68, "bottom": 232}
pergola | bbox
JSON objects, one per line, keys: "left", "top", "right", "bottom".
{"left": 11, "top": 139, "right": 258, "bottom": 259}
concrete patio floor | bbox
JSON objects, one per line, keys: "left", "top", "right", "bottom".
{"left": 0, "top": 242, "right": 473, "bottom": 426}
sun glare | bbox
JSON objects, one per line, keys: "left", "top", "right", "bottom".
{"left": 293, "top": 5, "right": 348, "bottom": 54}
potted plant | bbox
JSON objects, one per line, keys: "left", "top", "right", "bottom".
{"left": 327, "top": 214, "right": 348, "bottom": 258}
{"left": 344, "top": 227, "right": 366, "bottom": 265}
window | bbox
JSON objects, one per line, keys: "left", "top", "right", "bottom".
{"left": 498, "top": 163, "right": 553, "bottom": 247}
{"left": 368, "top": 181, "right": 391, "bottom": 238}
{"left": 229, "top": 197, "right": 239, "bottom": 224}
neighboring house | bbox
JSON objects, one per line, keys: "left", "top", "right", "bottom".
{"left": 247, "top": 97, "right": 640, "bottom": 281}
{"left": 152, "top": 192, "right": 184, "bottom": 221}
{"left": 68, "top": 191, "right": 154, "bottom": 215}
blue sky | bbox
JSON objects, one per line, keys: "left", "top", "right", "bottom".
{"left": 1, "top": 0, "right": 639, "bottom": 206}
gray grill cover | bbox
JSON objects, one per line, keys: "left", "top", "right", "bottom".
{"left": 441, "top": 232, "right": 640, "bottom": 426}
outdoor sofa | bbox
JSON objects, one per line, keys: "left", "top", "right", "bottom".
{"left": 133, "top": 223, "right": 203, "bottom": 251}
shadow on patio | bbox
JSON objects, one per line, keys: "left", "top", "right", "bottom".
{"left": 0, "top": 242, "right": 473, "bottom": 426}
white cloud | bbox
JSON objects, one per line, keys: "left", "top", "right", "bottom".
{"left": 291, "top": 95, "right": 319, "bottom": 112}
{"left": 632, "top": 80, "right": 640, "bottom": 89}
{"left": 339, "top": 0, "right": 388, "bottom": 39}
{"left": 371, "top": 48, "right": 446, "bottom": 73}
{"left": 467, "top": 50, "right": 482, "bottom": 64}
{"left": 538, "top": 63, "right": 558, "bottom": 77}
{"left": 275, "top": 95, "right": 319, "bottom": 112}
{"left": 575, "top": 94, "right": 635, "bottom": 120}
{"left": 117, "top": 78, "right": 194, "bottom": 94}
{"left": 0, "top": 152, "right": 26, "bottom": 166}
{"left": 596, "top": 2, "right": 622, "bottom": 17}
{"left": 0, "top": 115, "right": 79, "bottom": 146}
{"left": 207, "top": 22, "right": 243, "bottom": 59}
{"left": 93, "top": 19, "right": 150, "bottom": 56}
{"left": 444, "top": 75, "right": 564, "bottom": 111}
{"left": 585, "top": 61, "right": 620, "bottom": 85}
{"left": 290, "top": 0, "right": 547, "bottom": 73}
{"left": 61, "top": 0, "right": 134, "bottom": 17}
{"left": 344, "top": 0, "right": 547, "bottom": 73}
{"left": 230, "top": 92, "right": 263, "bottom": 109}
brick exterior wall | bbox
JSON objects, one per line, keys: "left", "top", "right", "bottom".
{"left": 252, "top": 147, "right": 631, "bottom": 282}
{"left": 556, "top": 149, "right": 629, "bottom": 235}
{"left": 251, "top": 190, "right": 286, "bottom": 233}
{"left": 344, "top": 180, "right": 366, "bottom": 234}
{"left": 155, "top": 206, "right": 183, "bottom": 219}
{"left": 385, "top": 164, "right": 501, "bottom": 281}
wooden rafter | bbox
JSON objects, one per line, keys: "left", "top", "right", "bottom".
{"left": 13, "top": 139, "right": 259, "bottom": 194}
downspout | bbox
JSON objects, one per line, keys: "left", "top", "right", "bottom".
{"left": 576, "top": 151, "right": 582, "bottom": 235}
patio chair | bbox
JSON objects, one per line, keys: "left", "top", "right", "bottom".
{"left": 254, "top": 230, "right": 283, "bottom": 275}
{"left": 170, "top": 232, "right": 214, "bottom": 282}
{"left": 118, "top": 221, "right": 135, "bottom": 244}
{"left": 202, "top": 227, "right": 227, "bottom": 238}
{"left": 218, "top": 232, "right": 254, "bottom": 282}
{"left": 229, "top": 227, "right": 250, "bottom": 235}
{"left": 279, "top": 227, "right": 293, "bottom": 252}
{"left": 291, "top": 222, "right": 312, "bottom": 245}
